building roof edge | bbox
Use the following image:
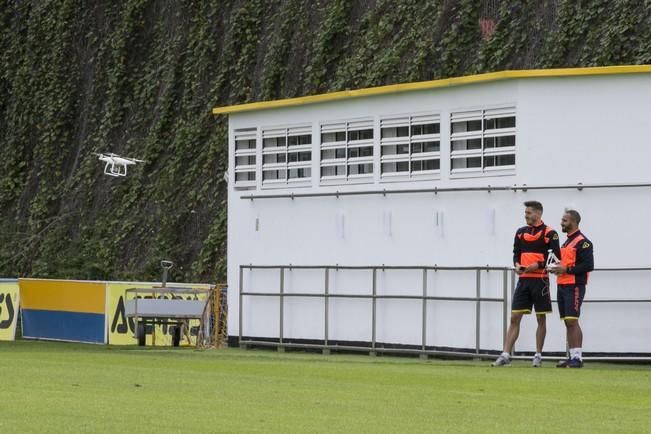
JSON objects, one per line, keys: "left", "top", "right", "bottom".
{"left": 212, "top": 65, "right": 651, "bottom": 115}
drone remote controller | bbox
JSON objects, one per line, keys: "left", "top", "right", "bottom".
{"left": 545, "top": 249, "right": 561, "bottom": 271}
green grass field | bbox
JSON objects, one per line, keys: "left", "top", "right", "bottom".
{"left": 1, "top": 341, "right": 650, "bottom": 433}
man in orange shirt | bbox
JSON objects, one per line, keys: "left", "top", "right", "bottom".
{"left": 550, "top": 209, "right": 594, "bottom": 368}
{"left": 493, "top": 201, "right": 561, "bottom": 367}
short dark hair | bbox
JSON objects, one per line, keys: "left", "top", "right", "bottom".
{"left": 524, "top": 201, "right": 543, "bottom": 212}
{"left": 565, "top": 209, "right": 581, "bottom": 225}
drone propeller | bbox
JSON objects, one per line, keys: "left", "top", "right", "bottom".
{"left": 93, "top": 152, "right": 145, "bottom": 161}
{"left": 93, "top": 151, "right": 118, "bottom": 157}
{"left": 112, "top": 156, "right": 146, "bottom": 165}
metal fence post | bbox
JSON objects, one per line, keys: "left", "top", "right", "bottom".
{"left": 421, "top": 268, "right": 428, "bottom": 359}
{"left": 510, "top": 269, "right": 516, "bottom": 355}
{"left": 324, "top": 267, "right": 330, "bottom": 355}
{"left": 503, "top": 269, "right": 508, "bottom": 347}
{"left": 371, "top": 267, "right": 377, "bottom": 356}
{"left": 475, "top": 269, "right": 481, "bottom": 356}
{"left": 239, "top": 266, "right": 244, "bottom": 349}
{"left": 279, "top": 267, "right": 285, "bottom": 352}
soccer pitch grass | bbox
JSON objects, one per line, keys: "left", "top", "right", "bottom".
{"left": 1, "top": 341, "right": 650, "bottom": 433}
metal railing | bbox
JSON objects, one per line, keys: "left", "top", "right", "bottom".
{"left": 239, "top": 181, "right": 651, "bottom": 200}
{"left": 239, "top": 265, "right": 510, "bottom": 358}
{"left": 238, "top": 265, "right": 651, "bottom": 361}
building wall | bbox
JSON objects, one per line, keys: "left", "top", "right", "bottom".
{"left": 226, "top": 74, "right": 651, "bottom": 354}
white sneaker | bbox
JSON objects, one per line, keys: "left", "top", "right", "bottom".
{"left": 532, "top": 354, "right": 542, "bottom": 367}
{"left": 492, "top": 354, "right": 511, "bottom": 367}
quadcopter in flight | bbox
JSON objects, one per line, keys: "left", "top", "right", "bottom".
{"left": 94, "top": 153, "right": 145, "bottom": 177}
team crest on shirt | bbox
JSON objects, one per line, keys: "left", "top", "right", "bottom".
{"left": 553, "top": 233, "right": 559, "bottom": 240}
{"left": 582, "top": 242, "right": 591, "bottom": 248}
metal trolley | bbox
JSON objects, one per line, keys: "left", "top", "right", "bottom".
{"left": 125, "top": 286, "right": 210, "bottom": 347}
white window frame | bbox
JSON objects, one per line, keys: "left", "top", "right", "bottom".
{"left": 450, "top": 107, "right": 516, "bottom": 178}
{"left": 233, "top": 128, "right": 257, "bottom": 189}
{"left": 379, "top": 114, "right": 441, "bottom": 182}
{"left": 261, "top": 125, "right": 312, "bottom": 188}
{"left": 319, "top": 119, "right": 374, "bottom": 185}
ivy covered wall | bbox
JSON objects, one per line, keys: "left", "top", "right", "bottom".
{"left": 1, "top": 0, "right": 650, "bottom": 282}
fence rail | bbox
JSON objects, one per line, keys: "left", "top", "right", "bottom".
{"left": 239, "top": 181, "right": 651, "bottom": 200}
{"left": 238, "top": 265, "right": 651, "bottom": 361}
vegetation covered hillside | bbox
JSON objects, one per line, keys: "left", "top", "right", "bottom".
{"left": 1, "top": 0, "right": 650, "bottom": 282}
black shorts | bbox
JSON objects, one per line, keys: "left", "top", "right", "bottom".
{"left": 557, "top": 284, "right": 586, "bottom": 320}
{"left": 512, "top": 278, "right": 552, "bottom": 314}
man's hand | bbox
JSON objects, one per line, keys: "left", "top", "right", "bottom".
{"left": 523, "top": 263, "right": 539, "bottom": 273}
{"left": 550, "top": 265, "right": 568, "bottom": 275}
{"left": 515, "top": 263, "right": 538, "bottom": 275}
{"left": 515, "top": 263, "right": 525, "bottom": 275}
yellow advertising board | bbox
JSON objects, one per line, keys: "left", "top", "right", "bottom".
{"left": 0, "top": 280, "right": 20, "bottom": 341}
{"left": 107, "top": 282, "right": 210, "bottom": 346}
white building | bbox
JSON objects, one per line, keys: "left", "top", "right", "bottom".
{"left": 213, "top": 65, "right": 651, "bottom": 358}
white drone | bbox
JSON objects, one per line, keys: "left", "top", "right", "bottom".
{"left": 94, "top": 153, "right": 145, "bottom": 177}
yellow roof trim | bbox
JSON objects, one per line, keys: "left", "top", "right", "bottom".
{"left": 212, "top": 65, "right": 651, "bottom": 115}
